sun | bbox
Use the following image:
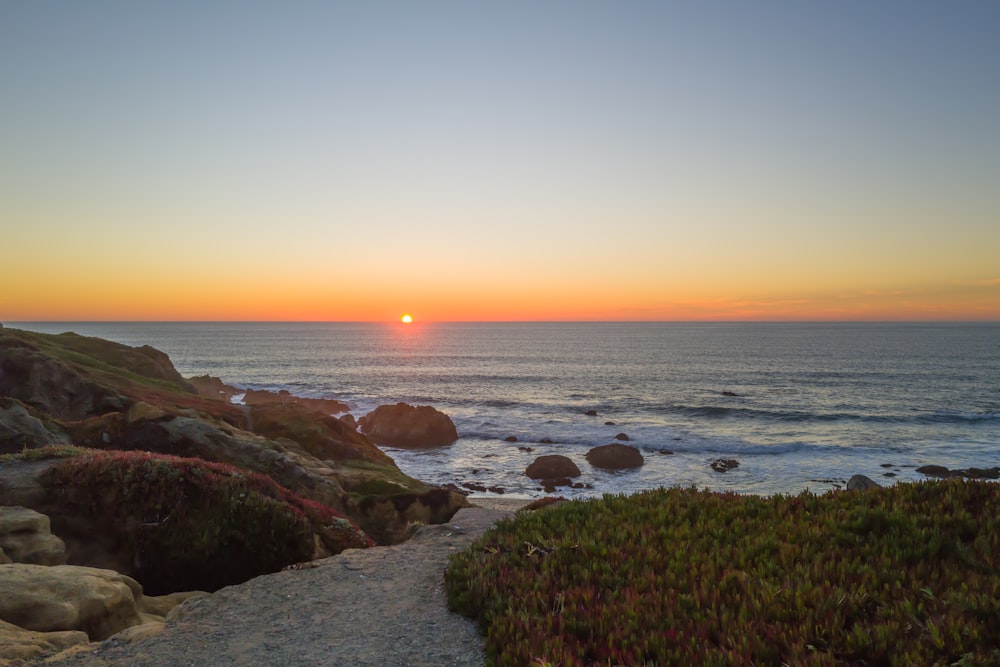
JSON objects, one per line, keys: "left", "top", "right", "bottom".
{"left": 400, "top": 313, "right": 413, "bottom": 324}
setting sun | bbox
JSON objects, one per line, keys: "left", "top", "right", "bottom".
{"left": 401, "top": 314, "right": 413, "bottom": 324}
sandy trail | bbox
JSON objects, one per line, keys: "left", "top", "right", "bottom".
{"left": 42, "top": 499, "right": 526, "bottom": 667}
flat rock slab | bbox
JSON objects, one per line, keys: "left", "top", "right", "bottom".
{"left": 41, "top": 507, "right": 514, "bottom": 667}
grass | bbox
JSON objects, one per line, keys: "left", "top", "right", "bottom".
{"left": 445, "top": 481, "right": 1000, "bottom": 666}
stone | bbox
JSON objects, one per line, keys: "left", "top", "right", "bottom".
{"left": 584, "top": 410, "right": 598, "bottom": 416}
{"left": 613, "top": 432, "right": 630, "bottom": 441}
{"left": 0, "top": 618, "right": 89, "bottom": 661}
{"left": 916, "top": 465, "right": 953, "bottom": 478}
{"left": 358, "top": 403, "right": 459, "bottom": 447}
{"left": 586, "top": 444, "right": 645, "bottom": 470}
{"left": 242, "top": 388, "right": 349, "bottom": 414}
{"left": 186, "top": 375, "right": 242, "bottom": 401}
{"left": 539, "top": 437, "right": 555, "bottom": 444}
{"left": 0, "top": 506, "right": 66, "bottom": 565}
{"left": 0, "top": 398, "right": 71, "bottom": 453}
{"left": 710, "top": 458, "right": 740, "bottom": 473}
{"left": 525, "top": 455, "right": 581, "bottom": 480}
{"left": 504, "top": 435, "right": 518, "bottom": 442}
{"left": 0, "top": 564, "right": 144, "bottom": 640}
{"left": 846, "top": 474, "right": 881, "bottom": 491}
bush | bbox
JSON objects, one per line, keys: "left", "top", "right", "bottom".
{"left": 446, "top": 481, "right": 1000, "bottom": 666}
{"left": 41, "top": 450, "right": 372, "bottom": 593}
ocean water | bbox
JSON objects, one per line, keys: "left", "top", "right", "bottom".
{"left": 11, "top": 321, "right": 1000, "bottom": 499}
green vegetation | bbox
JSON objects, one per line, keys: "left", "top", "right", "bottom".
{"left": 0, "top": 443, "right": 90, "bottom": 464}
{"left": 446, "top": 482, "right": 1000, "bottom": 666}
{"left": 40, "top": 450, "right": 372, "bottom": 593}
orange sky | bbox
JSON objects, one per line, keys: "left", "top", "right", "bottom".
{"left": 2, "top": 3, "right": 999, "bottom": 322}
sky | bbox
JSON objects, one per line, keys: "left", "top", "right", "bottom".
{"left": 2, "top": 1, "right": 999, "bottom": 322}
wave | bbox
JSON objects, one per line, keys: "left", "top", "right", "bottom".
{"left": 664, "top": 404, "right": 999, "bottom": 426}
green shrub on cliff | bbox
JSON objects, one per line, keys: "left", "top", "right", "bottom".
{"left": 446, "top": 481, "right": 1000, "bottom": 666}
{"left": 41, "top": 450, "right": 372, "bottom": 593}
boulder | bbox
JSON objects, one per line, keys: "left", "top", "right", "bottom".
{"left": 710, "top": 458, "right": 740, "bottom": 473}
{"left": 0, "top": 398, "right": 71, "bottom": 453}
{"left": 0, "top": 506, "right": 66, "bottom": 565}
{"left": 916, "top": 465, "right": 1000, "bottom": 480}
{"left": 586, "top": 444, "right": 645, "bottom": 470}
{"left": 846, "top": 474, "right": 881, "bottom": 491}
{"left": 0, "top": 563, "right": 144, "bottom": 640}
{"left": 359, "top": 403, "right": 459, "bottom": 447}
{"left": 0, "top": 618, "right": 89, "bottom": 661}
{"left": 525, "top": 455, "right": 581, "bottom": 480}
{"left": 613, "top": 432, "right": 630, "bottom": 441}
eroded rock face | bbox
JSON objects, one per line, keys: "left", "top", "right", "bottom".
{"left": 243, "top": 388, "right": 349, "bottom": 414}
{"left": 0, "top": 618, "right": 89, "bottom": 662}
{"left": 586, "top": 444, "right": 644, "bottom": 470}
{"left": 359, "top": 403, "right": 459, "bottom": 448}
{"left": 0, "top": 564, "right": 144, "bottom": 641}
{"left": 525, "top": 455, "right": 581, "bottom": 480}
{"left": 0, "top": 506, "right": 66, "bottom": 565}
{"left": 0, "top": 398, "right": 70, "bottom": 453}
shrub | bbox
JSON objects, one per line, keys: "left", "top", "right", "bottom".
{"left": 41, "top": 450, "right": 372, "bottom": 593}
{"left": 446, "top": 481, "right": 1000, "bottom": 666}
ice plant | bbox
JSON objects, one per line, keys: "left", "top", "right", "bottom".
{"left": 446, "top": 481, "right": 1000, "bottom": 666}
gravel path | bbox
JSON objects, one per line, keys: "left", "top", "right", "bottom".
{"left": 42, "top": 503, "right": 520, "bottom": 667}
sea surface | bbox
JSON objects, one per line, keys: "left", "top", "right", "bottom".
{"left": 11, "top": 322, "right": 1000, "bottom": 499}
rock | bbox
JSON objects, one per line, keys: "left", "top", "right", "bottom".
{"left": 242, "top": 388, "right": 349, "bottom": 414}
{"left": 613, "top": 432, "right": 630, "bottom": 441}
{"left": 503, "top": 435, "right": 518, "bottom": 442}
{"left": 0, "top": 398, "right": 71, "bottom": 453}
{"left": 0, "top": 506, "right": 66, "bottom": 565}
{"left": 358, "top": 403, "right": 458, "bottom": 447}
{"left": 584, "top": 410, "right": 598, "bottom": 416}
{"left": 586, "top": 444, "right": 645, "bottom": 470}
{"left": 339, "top": 413, "right": 358, "bottom": 430}
{"left": 0, "top": 563, "right": 144, "bottom": 640}
{"left": 525, "top": 455, "right": 581, "bottom": 480}
{"left": 0, "top": 546, "right": 9, "bottom": 564}
{"left": 604, "top": 421, "right": 616, "bottom": 426}
{"left": 710, "top": 458, "right": 740, "bottom": 473}
{"left": 542, "top": 477, "right": 573, "bottom": 493}
{"left": 916, "top": 465, "right": 952, "bottom": 478}
{"left": 517, "top": 446, "right": 534, "bottom": 452}
{"left": 186, "top": 375, "right": 242, "bottom": 401}
{"left": 846, "top": 474, "right": 881, "bottom": 491}
{"left": 722, "top": 391, "right": 739, "bottom": 397}
{"left": 0, "top": 618, "right": 89, "bottom": 661}
{"left": 539, "top": 437, "right": 555, "bottom": 444}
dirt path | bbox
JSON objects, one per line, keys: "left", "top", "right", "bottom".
{"left": 43, "top": 502, "right": 522, "bottom": 667}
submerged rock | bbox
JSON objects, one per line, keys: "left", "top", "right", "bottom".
{"left": 710, "top": 458, "right": 740, "bottom": 473}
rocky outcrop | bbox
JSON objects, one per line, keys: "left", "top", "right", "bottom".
{"left": 242, "top": 388, "right": 349, "bottom": 414}
{"left": 0, "top": 564, "right": 144, "bottom": 641}
{"left": 359, "top": 403, "right": 459, "bottom": 447}
{"left": 586, "top": 444, "right": 644, "bottom": 470}
{"left": 916, "top": 465, "right": 1000, "bottom": 479}
{"left": 0, "top": 398, "right": 70, "bottom": 453}
{"left": 710, "top": 458, "right": 740, "bottom": 473}
{"left": 0, "top": 506, "right": 66, "bottom": 565}
{"left": 525, "top": 455, "right": 581, "bottom": 480}
{"left": 186, "top": 375, "right": 241, "bottom": 401}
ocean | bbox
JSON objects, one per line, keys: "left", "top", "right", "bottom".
{"left": 10, "top": 321, "right": 999, "bottom": 499}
